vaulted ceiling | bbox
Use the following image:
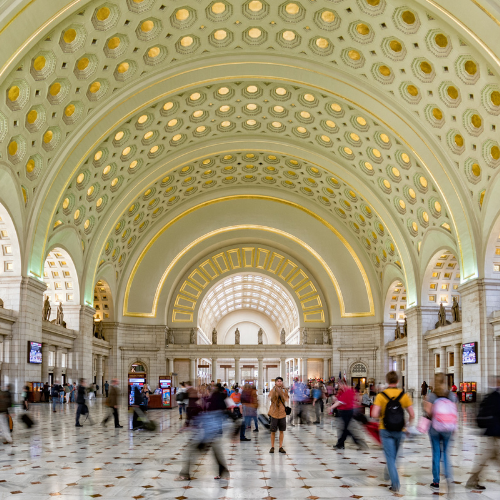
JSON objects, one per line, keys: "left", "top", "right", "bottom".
{"left": 1, "top": 0, "right": 499, "bottom": 320}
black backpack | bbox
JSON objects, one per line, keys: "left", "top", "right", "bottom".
{"left": 381, "top": 391, "right": 405, "bottom": 431}
{"left": 477, "top": 391, "right": 498, "bottom": 429}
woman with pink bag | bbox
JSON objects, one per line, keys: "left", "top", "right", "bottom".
{"left": 423, "top": 373, "right": 458, "bottom": 493}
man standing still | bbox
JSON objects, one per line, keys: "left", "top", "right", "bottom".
{"left": 268, "top": 377, "right": 289, "bottom": 454}
{"left": 104, "top": 381, "right": 109, "bottom": 398}
{"left": 75, "top": 379, "right": 93, "bottom": 427}
{"left": 102, "top": 379, "right": 123, "bottom": 428}
{"left": 372, "top": 371, "right": 415, "bottom": 492}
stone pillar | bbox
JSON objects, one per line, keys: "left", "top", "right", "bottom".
{"left": 71, "top": 306, "right": 96, "bottom": 383}
{"left": 168, "top": 357, "right": 174, "bottom": 376}
{"left": 439, "top": 346, "right": 447, "bottom": 374}
{"left": 405, "top": 306, "right": 428, "bottom": 397}
{"left": 189, "top": 357, "right": 196, "bottom": 383}
{"left": 453, "top": 343, "right": 461, "bottom": 385}
{"left": 96, "top": 354, "right": 103, "bottom": 395}
{"left": 211, "top": 358, "right": 217, "bottom": 383}
{"left": 257, "top": 358, "right": 263, "bottom": 394}
{"left": 458, "top": 279, "right": 500, "bottom": 394}
{"left": 41, "top": 343, "right": 50, "bottom": 383}
{"left": 280, "top": 357, "right": 286, "bottom": 381}
{"left": 302, "top": 357, "right": 308, "bottom": 382}
{"left": 224, "top": 367, "right": 228, "bottom": 384}
{"left": 10, "top": 277, "right": 46, "bottom": 399}
{"left": 53, "top": 347, "right": 62, "bottom": 383}
{"left": 323, "top": 357, "right": 329, "bottom": 381}
{"left": 234, "top": 358, "right": 240, "bottom": 386}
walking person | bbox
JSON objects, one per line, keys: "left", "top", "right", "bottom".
{"left": 75, "top": 379, "right": 94, "bottom": 427}
{"left": 64, "top": 383, "right": 71, "bottom": 404}
{"left": 424, "top": 372, "right": 458, "bottom": 492}
{"left": 176, "top": 384, "right": 230, "bottom": 481}
{"left": 239, "top": 384, "right": 252, "bottom": 442}
{"left": 104, "top": 381, "right": 109, "bottom": 398}
{"left": 421, "top": 381, "right": 428, "bottom": 398}
{"left": 102, "top": 379, "right": 123, "bottom": 428}
{"left": 372, "top": 371, "right": 415, "bottom": 492}
{"left": 268, "top": 376, "right": 289, "bottom": 454}
{"left": 330, "top": 380, "right": 366, "bottom": 450}
{"left": 466, "top": 375, "right": 500, "bottom": 491}
{"left": 51, "top": 381, "right": 60, "bottom": 412}
{"left": 0, "top": 386, "right": 13, "bottom": 444}
{"left": 176, "top": 382, "right": 187, "bottom": 420}
{"left": 312, "top": 382, "right": 323, "bottom": 424}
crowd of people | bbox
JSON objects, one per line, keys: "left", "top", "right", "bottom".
{"left": 1, "top": 372, "right": 499, "bottom": 495}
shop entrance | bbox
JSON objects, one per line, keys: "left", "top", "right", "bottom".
{"left": 351, "top": 377, "right": 366, "bottom": 392}
{"left": 350, "top": 362, "right": 368, "bottom": 392}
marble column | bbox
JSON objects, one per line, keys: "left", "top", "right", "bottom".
{"left": 280, "top": 357, "right": 286, "bottom": 381}
{"left": 439, "top": 346, "right": 447, "bottom": 374}
{"left": 53, "top": 347, "right": 62, "bottom": 383}
{"left": 234, "top": 358, "right": 240, "bottom": 386}
{"left": 96, "top": 354, "right": 103, "bottom": 395}
{"left": 168, "top": 357, "right": 174, "bottom": 376}
{"left": 453, "top": 343, "right": 462, "bottom": 384}
{"left": 211, "top": 358, "right": 217, "bottom": 382}
{"left": 323, "top": 357, "right": 329, "bottom": 381}
{"left": 302, "top": 357, "right": 308, "bottom": 382}
{"left": 41, "top": 343, "right": 50, "bottom": 383}
{"left": 258, "top": 358, "right": 263, "bottom": 394}
{"left": 71, "top": 306, "right": 96, "bottom": 382}
{"left": 189, "top": 357, "right": 196, "bottom": 384}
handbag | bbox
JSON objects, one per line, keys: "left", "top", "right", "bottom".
{"left": 278, "top": 394, "right": 292, "bottom": 415}
{"left": 417, "top": 415, "right": 431, "bottom": 433}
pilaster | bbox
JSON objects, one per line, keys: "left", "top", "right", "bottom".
{"left": 71, "top": 305, "right": 95, "bottom": 383}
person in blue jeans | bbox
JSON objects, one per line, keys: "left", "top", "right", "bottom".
{"left": 50, "top": 382, "right": 60, "bottom": 412}
{"left": 424, "top": 372, "right": 457, "bottom": 492}
{"left": 372, "top": 371, "right": 415, "bottom": 493}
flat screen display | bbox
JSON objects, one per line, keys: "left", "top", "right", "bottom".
{"left": 28, "top": 341, "right": 42, "bottom": 364}
{"left": 462, "top": 342, "right": 478, "bottom": 364}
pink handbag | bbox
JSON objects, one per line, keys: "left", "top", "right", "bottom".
{"left": 417, "top": 416, "right": 431, "bottom": 433}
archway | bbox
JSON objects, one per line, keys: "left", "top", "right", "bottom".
{"left": 42, "top": 247, "right": 80, "bottom": 328}
{"left": 198, "top": 273, "right": 299, "bottom": 342}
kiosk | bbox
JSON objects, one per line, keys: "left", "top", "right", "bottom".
{"left": 128, "top": 375, "right": 146, "bottom": 406}
{"left": 458, "top": 382, "right": 477, "bottom": 403}
{"left": 159, "top": 377, "right": 172, "bottom": 408}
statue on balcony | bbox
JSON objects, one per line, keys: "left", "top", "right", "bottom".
{"left": 235, "top": 327, "right": 240, "bottom": 345}
{"left": 403, "top": 317, "right": 408, "bottom": 337}
{"left": 212, "top": 328, "right": 217, "bottom": 345}
{"left": 280, "top": 328, "right": 286, "bottom": 345}
{"left": 190, "top": 328, "right": 196, "bottom": 345}
{"left": 55, "top": 302, "right": 66, "bottom": 328}
{"left": 93, "top": 319, "right": 103, "bottom": 339}
{"left": 43, "top": 296, "right": 51, "bottom": 321}
{"left": 166, "top": 327, "right": 175, "bottom": 345}
{"left": 323, "top": 330, "right": 330, "bottom": 345}
{"left": 435, "top": 302, "right": 451, "bottom": 329}
{"left": 451, "top": 297, "right": 461, "bottom": 323}
{"left": 301, "top": 328, "right": 308, "bottom": 345}
{"left": 258, "top": 328, "right": 263, "bottom": 345}
{"left": 395, "top": 322, "right": 401, "bottom": 340}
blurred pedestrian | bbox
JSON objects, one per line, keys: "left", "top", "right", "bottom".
{"left": 0, "top": 386, "right": 13, "bottom": 444}
{"left": 239, "top": 384, "right": 252, "bottom": 442}
{"left": 331, "top": 380, "right": 366, "bottom": 450}
{"left": 75, "top": 379, "right": 93, "bottom": 427}
{"left": 132, "top": 385, "right": 144, "bottom": 430}
{"left": 102, "top": 379, "right": 122, "bottom": 428}
{"left": 51, "top": 381, "right": 60, "bottom": 412}
{"left": 372, "top": 371, "right": 414, "bottom": 493}
{"left": 312, "top": 382, "right": 323, "bottom": 424}
{"left": 176, "top": 384, "right": 230, "bottom": 481}
{"left": 424, "top": 372, "right": 457, "bottom": 492}
{"left": 176, "top": 382, "right": 187, "bottom": 420}
{"left": 466, "top": 375, "right": 500, "bottom": 491}
{"left": 22, "top": 384, "right": 30, "bottom": 411}
{"left": 185, "top": 381, "right": 201, "bottom": 426}
{"left": 268, "top": 376, "right": 289, "bottom": 453}
{"left": 104, "top": 381, "right": 109, "bottom": 398}
{"left": 421, "top": 381, "right": 428, "bottom": 397}
{"left": 64, "top": 383, "right": 71, "bottom": 404}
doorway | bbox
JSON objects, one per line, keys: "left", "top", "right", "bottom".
{"left": 447, "top": 374, "right": 454, "bottom": 389}
{"left": 351, "top": 377, "right": 366, "bottom": 392}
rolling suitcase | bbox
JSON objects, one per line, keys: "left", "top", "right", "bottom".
{"left": 258, "top": 413, "right": 270, "bottom": 430}
{"left": 19, "top": 413, "right": 34, "bottom": 428}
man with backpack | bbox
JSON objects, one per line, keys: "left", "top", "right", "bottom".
{"left": 51, "top": 381, "right": 61, "bottom": 412}
{"left": 372, "top": 371, "right": 415, "bottom": 492}
{"left": 466, "top": 375, "right": 500, "bottom": 490}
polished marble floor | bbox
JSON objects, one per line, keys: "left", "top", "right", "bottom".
{"left": 0, "top": 397, "right": 498, "bottom": 499}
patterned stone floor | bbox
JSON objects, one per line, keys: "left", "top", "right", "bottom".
{"left": 0, "top": 397, "right": 498, "bottom": 499}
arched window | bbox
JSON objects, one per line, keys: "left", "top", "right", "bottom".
{"left": 43, "top": 247, "right": 80, "bottom": 324}
{"left": 0, "top": 203, "right": 22, "bottom": 310}
{"left": 384, "top": 280, "right": 407, "bottom": 323}
{"left": 422, "top": 251, "right": 460, "bottom": 306}
{"left": 93, "top": 279, "right": 114, "bottom": 322}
